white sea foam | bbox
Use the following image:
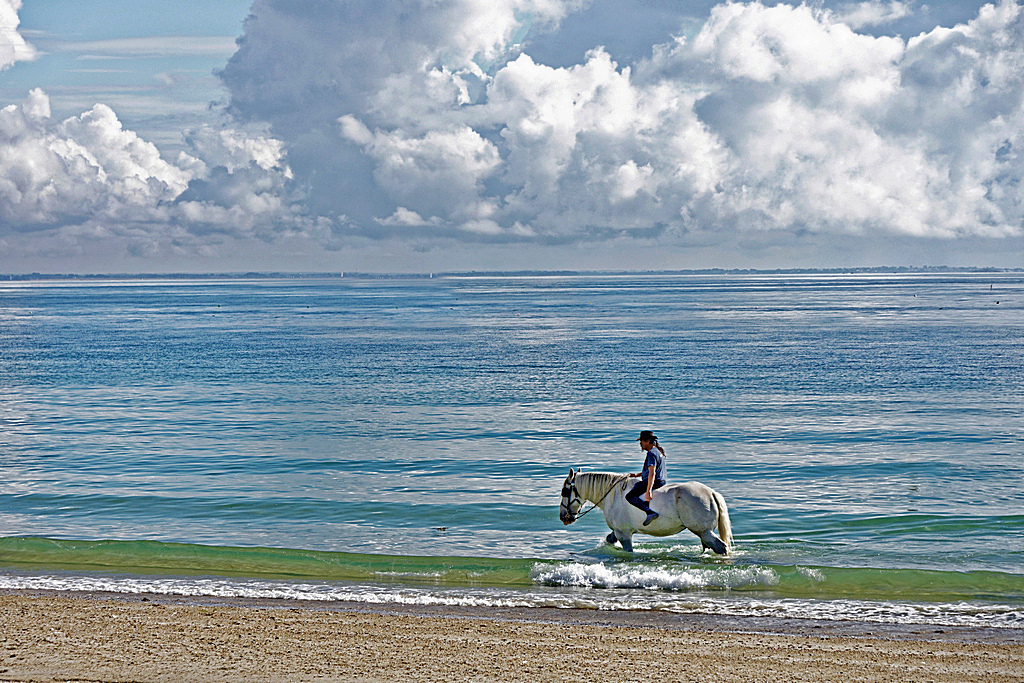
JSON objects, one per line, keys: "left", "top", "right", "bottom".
{"left": 530, "top": 561, "right": 779, "bottom": 591}
{"left": 796, "top": 566, "right": 826, "bottom": 582}
{"left": 3, "top": 571, "right": 1021, "bottom": 629}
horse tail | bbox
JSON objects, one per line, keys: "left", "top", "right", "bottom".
{"left": 713, "top": 490, "right": 733, "bottom": 551}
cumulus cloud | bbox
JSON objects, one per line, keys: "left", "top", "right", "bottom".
{"left": 3, "top": 0, "right": 1023, "bottom": 266}
{"left": 0, "top": 1, "right": 336, "bottom": 263}
{"left": 0, "top": 88, "right": 319, "bottom": 254}
{"left": 690, "top": 0, "right": 1024, "bottom": 238}
{"left": 222, "top": 0, "right": 581, "bottom": 132}
{"left": 0, "top": 89, "right": 189, "bottom": 227}
{"left": 216, "top": 0, "right": 1024, "bottom": 247}
{"left": 0, "top": 0, "right": 36, "bottom": 70}
{"left": 341, "top": 119, "right": 501, "bottom": 228}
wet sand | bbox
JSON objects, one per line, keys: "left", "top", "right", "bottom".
{"left": 2, "top": 591, "right": 1022, "bottom": 682}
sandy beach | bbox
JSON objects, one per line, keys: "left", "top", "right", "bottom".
{"left": 1, "top": 592, "right": 1022, "bottom": 682}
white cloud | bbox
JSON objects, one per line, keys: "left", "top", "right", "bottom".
{"left": 183, "top": 125, "right": 290, "bottom": 175}
{"left": 215, "top": 0, "right": 1024, "bottom": 247}
{"left": 59, "top": 36, "right": 239, "bottom": 60}
{"left": 221, "top": 0, "right": 580, "bottom": 131}
{"left": 376, "top": 207, "right": 438, "bottom": 227}
{"left": 0, "top": 89, "right": 189, "bottom": 227}
{"left": 658, "top": 1, "right": 1023, "bottom": 238}
{"left": 341, "top": 120, "right": 502, "bottom": 224}
{"left": 835, "top": 0, "right": 913, "bottom": 29}
{"left": 684, "top": 2, "right": 906, "bottom": 84}
{"left": 0, "top": 89, "right": 323, "bottom": 255}
{"left": 0, "top": 0, "right": 36, "bottom": 69}
{"left": 3, "top": 0, "right": 1024, "bottom": 268}
{"left": 610, "top": 160, "right": 654, "bottom": 204}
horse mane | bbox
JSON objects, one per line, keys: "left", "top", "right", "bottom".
{"left": 576, "top": 471, "right": 629, "bottom": 504}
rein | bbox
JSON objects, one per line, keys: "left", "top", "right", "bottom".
{"left": 574, "top": 475, "right": 632, "bottom": 519}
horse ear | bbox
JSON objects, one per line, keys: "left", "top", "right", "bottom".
{"left": 568, "top": 468, "right": 576, "bottom": 480}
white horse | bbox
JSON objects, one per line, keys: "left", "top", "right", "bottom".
{"left": 559, "top": 469, "right": 733, "bottom": 554}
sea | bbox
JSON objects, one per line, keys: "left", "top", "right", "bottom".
{"left": 1, "top": 271, "right": 1022, "bottom": 631}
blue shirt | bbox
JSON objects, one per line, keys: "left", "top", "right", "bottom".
{"left": 642, "top": 447, "right": 667, "bottom": 486}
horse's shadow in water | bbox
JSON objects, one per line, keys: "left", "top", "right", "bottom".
{"left": 560, "top": 469, "right": 733, "bottom": 554}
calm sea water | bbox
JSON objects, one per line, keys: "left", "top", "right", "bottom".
{"left": 2, "top": 272, "right": 1022, "bottom": 628}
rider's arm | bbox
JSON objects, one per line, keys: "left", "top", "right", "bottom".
{"left": 645, "top": 464, "right": 656, "bottom": 500}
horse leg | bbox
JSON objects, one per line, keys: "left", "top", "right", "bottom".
{"left": 698, "top": 530, "right": 727, "bottom": 555}
{"left": 615, "top": 531, "right": 633, "bottom": 553}
{"left": 605, "top": 531, "right": 618, "bottom": 546}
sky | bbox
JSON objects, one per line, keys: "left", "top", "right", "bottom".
{"left": 0, "top": 0, "right": 1022, "bottom": 274}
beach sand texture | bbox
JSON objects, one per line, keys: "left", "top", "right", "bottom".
{"left": 2, "top": 594, "right": 1022, "bottom": 683}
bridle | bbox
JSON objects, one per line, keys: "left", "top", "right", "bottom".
{"left": 560, "top": 472, "right": 631, "bottom": 524}
{"left": 560, "top": 477, "right": 584, "bottom": 524}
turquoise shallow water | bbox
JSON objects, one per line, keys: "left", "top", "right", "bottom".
{"left": 1, "top": 273, "right": 1022, "bottom": 626}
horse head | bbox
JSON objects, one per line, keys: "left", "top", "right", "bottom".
{"left": 559, "top": 468, "right": 583, "bottom": 525}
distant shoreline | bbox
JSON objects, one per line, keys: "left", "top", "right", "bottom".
{"left": 3, "top": 266, "right": 1023, "bottom": 281}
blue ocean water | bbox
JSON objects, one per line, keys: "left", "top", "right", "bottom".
{"left": 1, "top": 272, "right": 1022, "bottom": 627}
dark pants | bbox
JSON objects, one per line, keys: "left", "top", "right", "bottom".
{"left": 626, "top": 480, "right": 665, "bottom": 515}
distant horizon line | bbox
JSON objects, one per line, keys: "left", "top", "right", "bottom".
{"left": 3, "top": 265, "right": 1023, "bottom": 281}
